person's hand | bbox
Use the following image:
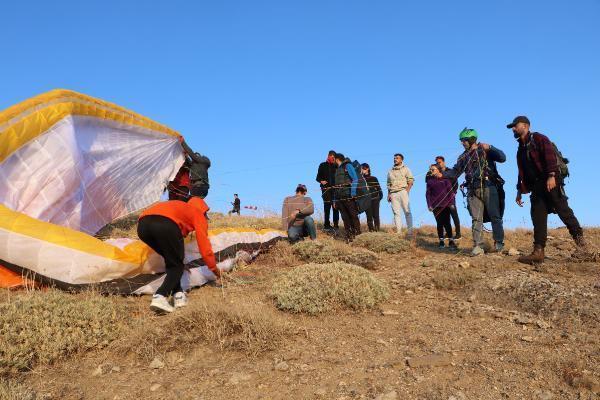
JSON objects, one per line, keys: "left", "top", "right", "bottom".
{"left": 516, "top": 192, "right": 524, "bottom": 207}
{"left": 333, "top": 202, "right": 337, "bottom": 210}
{"left": 387, "top": 194, "right": 392, "bottom": 202}
{"left": 479, "top": 143, "right": 491, "bottom": 151}
{"left": 320, "top": 180, "right": 328, "bottom": 185}
{"left": 178, "top": 136, "right": 184, "bottom": 143}
{"left": 546, "top": 176, "right": 556, "bottom": 191}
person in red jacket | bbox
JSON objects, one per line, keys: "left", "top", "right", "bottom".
{"left": 138, "top": 197, "right": 220, "bottom": 314}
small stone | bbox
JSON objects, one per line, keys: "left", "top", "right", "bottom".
{"left": 374, "top": 391, "right": 398, "bottom": 400}
{"left": 274, "top": 361, "right": 289, "bottom": 371}
{"left": 534, "top": 389, "right": 554, "bottom": 400}
{"left": 407, "top": 354, "right": 451, "bottom": 368}
{"left": 228, "top": 372, "right": 252, "bottom": 385}
{"left": 404, "top": 290, "right": 414, "bottom": 294}
{"left": 521, "top": 336, "right": 534, "bottom": 343}
{"left": 508, "top": 248, "right": 520, "bottom": 256}
{"left": 314, "top": 388, "right": 328, "bottom": 397}
{"left": 376, "top": 339, "right": 388, "bottom": 346}
{"left": 150, "top": 384, "right": 162, "bottom": 392}
{"left": 458, "top": 261, "right": 470, "bottom": 269}
{"left": 381, "top": 310, "right": 400, "bottom": 316}
{"left": 111, "top": 366, "right": 121, "bottom": 373}
{"left": 91, "top": 364, "right": 111, "bottom": 377}
{"left": 536, "top": 320, "right": 551, "bottom": 330}
{"left": 422, "top": 259, "right": 435, "bottom": 268}
{"left": 467, "top": 294, "right": 476, "bottom": 302}
{"left": 149, "top": 357, "right": 165, "bottom": 369}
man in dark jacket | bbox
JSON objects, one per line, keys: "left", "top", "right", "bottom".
{"left": 361, "top": 163, "right": 383, "bottom": 232}
{"left": 333, "top": 153, "right": 361, "bottom": 241}
{"left": 508, "top": 116, "right": 586, "bottom": 264}
{"left": 181, "top": 139, "right": 211, "bottom": 198}
{"left": 315, "top": 150, "right": 339, "bottom": 231}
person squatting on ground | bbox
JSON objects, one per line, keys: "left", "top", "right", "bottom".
{"left": 508, "top": 116, "right": 588, "bottom": 264}
{"left": 281, "top": 184, "right": 317, "bottom": 243}
{"left": 426, "top": 164, "right": 457, "bottom": 249}
{"left": 316, "top": 150, "right": 340, "bottom": 231}
{"left": 137, "top": 197, "right": 220, "bottom": 314}
{"left": 361, "top": 163, "right": 383, "bottom": 232}
{"left": 441, "top": 128, "right": 506, "bottom": 256}
{"left": 228, "top": 194, "right": 241, "bottom": 215}
{"left": 387, "top": 153, "right": 414, "bottom": 235}
{"left": 180, "top": 138, "right": 211, "bottom": 198}
{"left": 333, "top": 153, "right": 361, "bottom": 241}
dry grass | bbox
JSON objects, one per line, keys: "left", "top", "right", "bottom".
{"left": 257, "top": 240, "right": 301, "bottom": 269}
{"left": 119, "top": 297, "right": 289, "bottom": 360}
{"left": 270, "top": 262, "right": 390, "bottom": 315}
{"left": 292, "top": 239, "right": 380, "bottom": 270}
{"left": 208, "top": 212, "right": 281, "bottom": 230}
{"left": 353, "top": 232, "right": 411, "bottom": 254}
{"left": 0, "top": 290, "right": 127, "bottom": 377}
{"left": 431, "top": 267, "right": 480, "bottom": 290}
{"left": 0, "top": 379, "right": 36, "bottom": 400}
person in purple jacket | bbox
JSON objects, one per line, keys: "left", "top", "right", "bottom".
{"left": 426, "top": 164, "right": 457, "bottom": 249}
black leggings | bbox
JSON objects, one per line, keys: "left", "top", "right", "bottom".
{"left": 433, "top": 207, "right": 453, "bottom": 239}
{"left": 137, "top": 215, "right": 185, "bottom": 297}
{"left": 365, "top": 198, "right": 381, "bottom": 231}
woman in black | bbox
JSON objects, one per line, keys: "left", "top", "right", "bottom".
{"left": 361, "top": 163, "right": 383, "bottom": 232}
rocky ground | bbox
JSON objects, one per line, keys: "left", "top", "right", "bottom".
{"left": 3, "top": 226, "right": 600, "bottom": 400}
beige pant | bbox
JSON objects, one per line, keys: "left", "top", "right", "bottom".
{"left": 390, "top": 190, "right": 413, "bottom": 233}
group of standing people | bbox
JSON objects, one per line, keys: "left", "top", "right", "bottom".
{"left": 313, "top": 115, "right": 589, "bottom": 262}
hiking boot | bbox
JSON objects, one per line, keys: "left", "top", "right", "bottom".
{"left": 438, "top": 240, "right": 445, "bottom": 248}
{"left": 470, "top": 246, "right": 484, "bottom": 257}
{"left": 173, "top": 292, "right": 188, "bottom": 309}
{"left": 573, "top": 234, "right": 587, "bottom": 249}
{"left": 518, "top": 245, "right": 545, "bottom": 265}
{"left": 494, "top": 242, "right": 505, "bottom": 253}
{"left": 150, "top": 294, "right": 174, "bottom": 314}
{"left": 448, "top": 240, "right": 458, "bottom": 249}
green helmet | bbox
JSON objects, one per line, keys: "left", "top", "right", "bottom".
{"left": 459, "top": 127, "right": 478, "bottom": 140}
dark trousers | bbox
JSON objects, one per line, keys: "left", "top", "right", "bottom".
{"left": 323, "top": 199, "right": 339, "bottom": 228}
{"left": 137, "top": 215, "right": 185, "bottom": 297}
{"left": 365, "top": 198, "right": 381, "bottom": 231}
{"left": 448, "top": 202, "right": 461, "bottom": 236}
{"left": 337, "top": 199, "right": 361, "bottom": 239}
{"left": 433, "top": 207, "right": 453, "bottom": 239}
{"left": 530, "top": 181, "right": 582, "bottom": 248}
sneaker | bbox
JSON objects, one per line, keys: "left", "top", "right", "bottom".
{"left": 470, "top": 246, "right": 485, "bottom": 257}
{"left": 494, "top": 242, "right": 505, "bottom": 253}
{"left": 448, "top": 240, "right": 458, "bottom": 249}
{"left": 454, "top": 233, "right": 462, "bottom": 240}
{"left": 150, "top": 294, "right": 174, "bottom": 314}
{"left": 438, "top": 240, "right": 445, "bottom": 248}
{"left": 173, "top": 292, "right": 188, "bottom": 308}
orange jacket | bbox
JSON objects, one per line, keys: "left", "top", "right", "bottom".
{"left": 139, "top": 198, "right": 218, "bottom": 275}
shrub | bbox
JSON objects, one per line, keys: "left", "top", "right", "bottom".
{"left": 431, "top": 267, "right": 479, "bottom": 289}
{"left": 353, "top": 232, "right": 410, "bottom": 254}
{"left": 121, "top": 298, "right": 289, "bottom": 359}
{"left": 0, "top": 290, "right": 127, "bottom": 376}
{"left": 292, "top": 240, "right": 380, "bottom": 269}
{"left": 270, "top": 262, "right": 390, "bottom": 314}
{"left": 0, "top": 379, "right": 36, "bottom": 400}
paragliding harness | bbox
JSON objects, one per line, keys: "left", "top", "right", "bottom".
{"left": 459, "top": 150, "right": 505, "bottom": 223}
{"left": 340, "top": 160, "right": 371, "bottom": 214}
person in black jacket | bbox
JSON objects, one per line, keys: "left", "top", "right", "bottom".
{"left": 316, "top": 150, "right": 339, "bottom": 231}
{"left": 361, "top": 163, "right": 383, "bottom": 232}
{"left": 180, "top": 139, "right": 211, "bottom": 198}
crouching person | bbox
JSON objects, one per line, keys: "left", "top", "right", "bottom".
{"left": 282, "top": 184, "right": 317, "bottom": 243}
{"left": 138, "top": 196, "right": 220, "bottom": 314}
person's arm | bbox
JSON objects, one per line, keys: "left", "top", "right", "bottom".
{"left": 486, "top": 145, "right": 506, "bottom": 163}
{"left": 282, "top": 198, "right": 290, "bottom": 231}
{"left": 298, "top": 197, "right": 314, "bottom": 217}
{"left": 316, "top": 163, "right": 327, "bottom": 185}
{"left": 405, "top": 167, "right": 414, "bottom": 192}
{"left": 537, "top": 134, "right": 559, "bottom": 175}
{"left": 346, "top": 165, "right": 359, "bottom": 197}
{"left": 442, "top": 156, "right": 465, "bottom": 180}
{"left": 193, "top": 215, "right": 220, "bottom": 277}
{"left": 373, "top": 177, "right": 383, "bottom": 200}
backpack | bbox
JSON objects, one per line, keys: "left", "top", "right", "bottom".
{"left": 349, "top": 160, "right": 371, "bottom": 214}
{"left": 528, "top": 133, "right": 570, "bottom": 179}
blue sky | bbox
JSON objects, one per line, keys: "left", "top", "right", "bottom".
{"left": 2, "top": 0, "right": 599, "bottom": 228}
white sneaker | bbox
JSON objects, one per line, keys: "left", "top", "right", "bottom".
{"left": 173, "top": 292, "right": 188, "bottom": 308}
{"left": 150, "top": 294, "right": 174, "bottom": 314}
{"left": 470, "top": 246, "right": 485, "bottom": 257}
